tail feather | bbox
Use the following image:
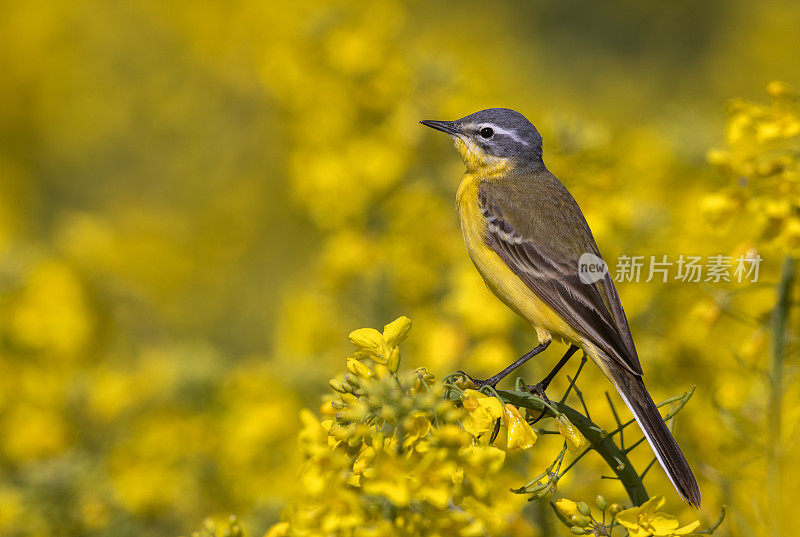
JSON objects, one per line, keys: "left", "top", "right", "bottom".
{"left": 607, "top": 363, "right": 701, "bottom": 507}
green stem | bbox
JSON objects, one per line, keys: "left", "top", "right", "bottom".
{"left": 560, "top": 354, "right": 587, "bottom": 404}
{"left": 768, "top": 255, "right": 795, "bottom": 537}
{"left": 498, "top": 389, "right": 649, "bottom": 506}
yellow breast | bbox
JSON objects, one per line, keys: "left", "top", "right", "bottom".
{"left": 456, "top": 173, "right": 584, "bottom": 345}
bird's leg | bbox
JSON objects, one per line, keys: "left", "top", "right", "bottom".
{"left": 527, "top": 344, "right": 580, "bottom": 422}
{"left": 530, "top": 344, "right": 580, "bottom": 394}
{"left": 457, "top": 340, "right": 551, "bottom": 389}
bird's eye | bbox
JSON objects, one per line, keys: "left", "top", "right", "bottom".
{"left": 479, "top": 127, "right": 494, "bottom": 139}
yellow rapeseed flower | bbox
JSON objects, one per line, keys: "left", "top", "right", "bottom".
{"left": 274, "top": 321, "right": 518, "bottom": 536}
{"left": 382, "top": 315, "right": 412, "bottom": 347}
{"left": 347, "top": 327, "right": 383, "bottom": 350}
{"left": 502, "top": 403, "right": 537, "bottom": 449}
{"left": 461, "top": 390, "right": 504, "bottom": 437}
{"left": 401, "top": 410, "right": 432, "bottom": 450}
{"left": 411, "top": 367, "right": 436, "bottom": 394}
{"left": 616, "top": 496, "right": 700, "bottom": 537}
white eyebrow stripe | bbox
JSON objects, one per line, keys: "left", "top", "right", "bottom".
{"left": 478, "top": 123, "right": 529, "bottom": 146}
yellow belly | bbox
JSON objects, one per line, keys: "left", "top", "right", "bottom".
{"left": 456, "top": 173, "right": 584, "bottom": 346}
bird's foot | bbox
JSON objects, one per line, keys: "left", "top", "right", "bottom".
{"left": 526, "top": 381, "right": 552, "bottom": 424}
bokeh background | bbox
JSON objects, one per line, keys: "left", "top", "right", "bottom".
{"left": 2, "top": 1, "right": 800, "bottom": 536}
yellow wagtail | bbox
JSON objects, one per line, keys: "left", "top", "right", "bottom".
{"left": 421, "top": 108, "right": 701, "bottom": 507}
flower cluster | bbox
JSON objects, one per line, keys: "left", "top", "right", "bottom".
{"left": 702, "top": 82, "right": 800, "bottom": 536}
{"left": 705, "top": 81, "right": 800, "bottom": 254}
{"left": 267, "top": 316, "right": 524, "bottom": 537}
{"left": 264, "top": 317, "right": 710, "bottom": 537}
{"left": 459, "top": 389, "right": 539, "bottom": 450}
{"left": 552, "top": 496, "right": 700, "bottom": 537}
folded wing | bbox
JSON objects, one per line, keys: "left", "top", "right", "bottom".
{"left": 479, "top": 185, "right": 643, "bottom": 376}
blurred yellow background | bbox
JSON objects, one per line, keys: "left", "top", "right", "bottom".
{"left": 2, "top": 1, "right": 800, "bottom": 536}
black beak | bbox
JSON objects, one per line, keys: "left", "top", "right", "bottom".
{"left": 420, "top": 120, "right": 460, "bottom": 135}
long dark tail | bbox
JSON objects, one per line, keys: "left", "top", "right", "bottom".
{"left": 607, "top": 362, "right": 701, "bottom": 507}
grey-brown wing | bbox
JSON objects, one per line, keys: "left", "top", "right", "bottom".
{"left": 479, "top": 188, "right": 643, "bottom": 376}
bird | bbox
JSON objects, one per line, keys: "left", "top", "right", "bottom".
{"left": 420, "top": 108, "right": 701, "bottom": 507}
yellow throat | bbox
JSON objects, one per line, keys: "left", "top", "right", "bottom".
{"left": 452, "top": 136, "right": 512, "bottom": 179}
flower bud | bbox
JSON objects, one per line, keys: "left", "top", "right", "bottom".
{"left": 596, "top": 495, "right": 607, "bottom": 511}
{"left": 571, "top": 515, "right": 590, "bottom": 528}
{"left": 343, "top": 373, "right": 359, "bottom": 389}
{"left": 455, "top": 376, "right": 475, "bottom": 390}
{"left": 346, "top": 357, "right": 374, "bottom": 378}
{"left": 570, "top": 526, "right": 586, "bottom": 535}
{"left": 355, "top": 347, "right": 386, "bottom": 365}
{"left": 608, "top": 503, "right": 622, "bottom": 516}
{"left": 348, "top": 328, "right": 383, "bottom": 349}
{"left": 329, "top": 379, "right": 347, "bottom": 393}
{"left": 340, "top": 393, "right": 358, "bottom": 406}
{"left": 387, "top": 346, "right": 401, "bottom": 373}
{"left": 415, "top": 366, "right": 434, "bottom": 378}
{"left": 577, "top": 502, "right": 591, "bottom": 517}
{"left": 320, "top": 400, "right": 337, "bottom": 416}
{"left": 382, "top": 316, "right": 412, "bottom": 347}
{"left": 412, "top": 367, "right": 436, "bottom": 393}
{"left": 554, "top": 499, "right": 579, "bottom": 519}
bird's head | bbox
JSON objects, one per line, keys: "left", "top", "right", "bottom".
{"left": 420, "top": 108, "right": 543, "bottom": 176}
